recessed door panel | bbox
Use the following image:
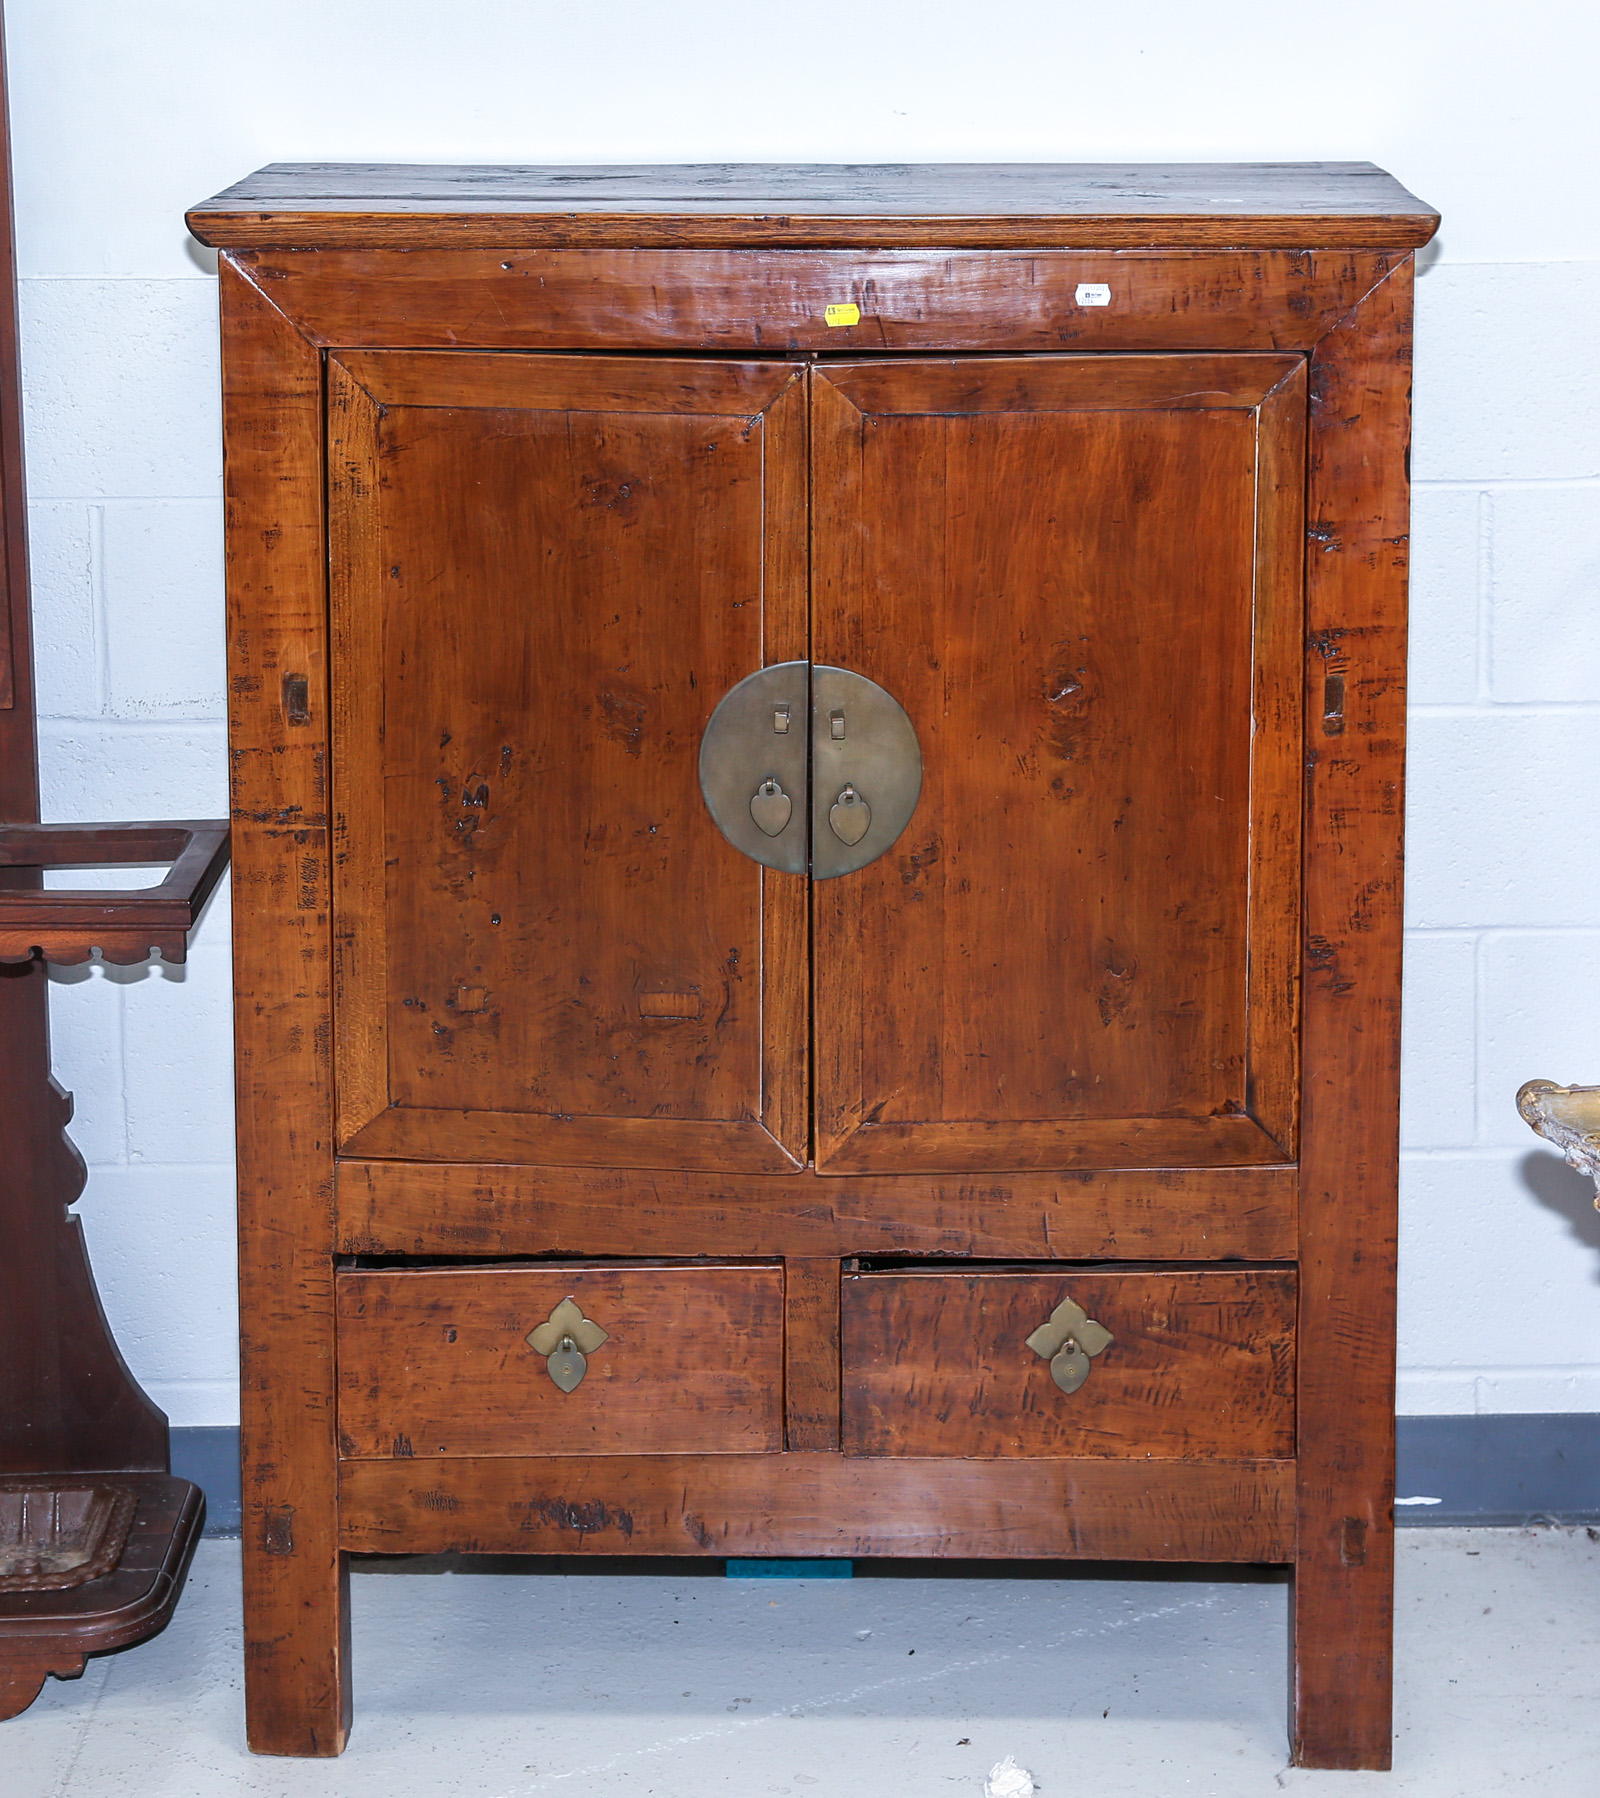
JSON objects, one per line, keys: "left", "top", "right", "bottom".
{"left": 330, "top": 352, "right": 808, "bottom": 1171}
{"left": 811, "top": 355, "right": 1305, "bottom": 1174}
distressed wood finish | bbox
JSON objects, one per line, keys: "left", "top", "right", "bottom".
{"left": 841, "top": 1267, "right": 1296, "bottom": 1460}
{"left": 199, "top": 162, "right": 1426, "bottom": 1768}
{"left": 334, "top": 1160, "right": 1300, "bottom": 1262}
{"left": 1290, "top": 260, "right": 1412, "bottom": 1771}
{"left": 783, "top": 1260, "right": 842, "bottom": 1452}
{"left": 328, "top": 351, "right": 807, "bottom": 1171}
{"left": 338, "top": 1453, "right": 1296, "bottom": 1562}
{"left": 212, "top": 249, "right": 1402, "bottom": 358}
{"left": 187, "top": 161, "right": 1438, "bottom": 251}
{"left": 336, "top": 1264, "right": 784, "bottom": 1458}
{"left": 220, "top": 262, "right": 349, "bottom": 1757}
{"left": 812, "top": 355, "right": 1304, "bottom": 1174}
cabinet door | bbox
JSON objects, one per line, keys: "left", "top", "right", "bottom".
{"left": 329, "top": 352, "right": 807, "bottom": 1171}
{"left": 811, "top": 355, "right": 1304, "bottom": 1174}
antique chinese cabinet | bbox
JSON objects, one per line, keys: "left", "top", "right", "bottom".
{"left": 186, "top": 163, "right": 1438, "bottom": 1767}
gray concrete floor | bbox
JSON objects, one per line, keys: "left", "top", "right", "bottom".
{"left": 8, "top": 1528, "right": 1598, "bottom": 1796}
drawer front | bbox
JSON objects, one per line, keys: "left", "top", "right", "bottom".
{"left": 841, "top": 1268, "right": 1295, "bottom": 1459}
{"left": 337, "top": 1264, "right": 783, "bottom": 1457}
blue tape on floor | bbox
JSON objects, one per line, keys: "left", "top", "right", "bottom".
{"left": 725, "top": 1559, "right": 854, "bottom": 1578}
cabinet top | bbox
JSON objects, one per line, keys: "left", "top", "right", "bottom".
{"left": 186, "top": 161, "right": 1439, "bottom": 252}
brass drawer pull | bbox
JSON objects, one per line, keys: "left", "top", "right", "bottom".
{"left": 526, "top": 1296, "right": 609, "bottom": 1393}
{"left": 1025, "top": 1296, "right": 1114, "bottom": 1394}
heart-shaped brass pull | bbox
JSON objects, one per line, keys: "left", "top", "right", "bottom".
{"left": 526, "top": 1296, "right": 609, "bottom": 1394}
{"left": 1025, "top": 1295, "right": 1114, "bottom": 1395}
{"left": 828, "top": 784, "right": 871, "bottom": 846}
{"left": 749, "top": 776, "right": 793, "bottom": 838}
{"left": 546, "top": 1338, "right": 587, "bottom": 1393}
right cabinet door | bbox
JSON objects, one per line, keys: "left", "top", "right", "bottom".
{"left": 810, "top": 356, "right": 1306, "bottom": 1175}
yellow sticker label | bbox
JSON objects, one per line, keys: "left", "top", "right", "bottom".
{"left": 824, "top": 303, "right": 861, "bottom": 328}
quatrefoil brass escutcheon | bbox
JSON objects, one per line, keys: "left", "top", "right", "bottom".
{"left": 1024, "top": 1295, "right": 1114, "bottom": 1395}
{"left": 525, "top": 1296, "right": 609, "bottom": 1394}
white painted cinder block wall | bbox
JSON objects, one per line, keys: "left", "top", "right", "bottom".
{"left": 6, "top": 1, "right": 1599, "bottom": 1428}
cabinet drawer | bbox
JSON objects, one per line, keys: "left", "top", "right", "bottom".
{"left": 337, "top": 1263, "right": 783, "bottom": 1457}
{"left": 841, "top": 1266, "right": 1295, "bottom": 1459}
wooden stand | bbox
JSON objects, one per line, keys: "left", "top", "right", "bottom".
{"left": 0, "top": 8, "right": 227, "bottom": 1719}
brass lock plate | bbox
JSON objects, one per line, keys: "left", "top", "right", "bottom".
{"left": 810, "top": 665, "right": 922, "bottom": 879}
{"left": 698, "top": 663, "right": 922, "bottom": 878}
{"left": 697, "top": 662, "right": 809, "bottom": 874}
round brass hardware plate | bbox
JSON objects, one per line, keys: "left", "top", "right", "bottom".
{"left": 699, "top": 663, "right": 922, "bottom": 878}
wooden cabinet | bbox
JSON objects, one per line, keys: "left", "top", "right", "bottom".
{"left": 186, "top": 161, "right": 1438, "bottom": 1769}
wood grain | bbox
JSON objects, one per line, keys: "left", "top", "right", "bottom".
{"left": 841, "top": 1267, "right": 1296, "bottom": 1459}
{"left": 221, "top": 248, "right": 1400, "bottom": 358}
{"left": 221, "top": 262, "right": 349, "bottom": 1758}
{"left": 327, "top": 351, "right": 807, "bottom": 1172}
{"left": 186, "top": 161, "right": 1438, "bottom": 251}
{"left": 783, "top": 1260, "right": 841, "bottom": 1451}
{"left": 1290, "top": 259, "right": 1413, "bottom": 1771}
{"left": 1247, "top": 370, "right": 1309, "bottom": 1152}
{"left": 336, "top": 1265, "right": 783, "bottom": 1458}
{"left": 338, "top": 1453, "right": 1296, "bottom": 1562}
{"left": 335, "top": 1160, "right": 1300, "bottom": 1263}
{"left": 811, "top": 355, "right": 1304, "bottom": 1174}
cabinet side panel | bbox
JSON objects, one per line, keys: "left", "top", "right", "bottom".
{"left": 1293, "top": 260, "right": 1411, "bottom": 1772}
{"left": 221, "top": 261, "right": 348, "bottom": 1757}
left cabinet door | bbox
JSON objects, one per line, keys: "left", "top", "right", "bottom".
{"left": 328, "top": 352, "right": 809, "bottom": 1172}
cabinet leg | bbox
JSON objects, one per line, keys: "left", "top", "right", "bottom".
{"left": 242, "top": 1534, "right": 350, "bottom": 1756}
{"left": 1290, "top": 1514, "right": 1394, "bottom": 1769}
